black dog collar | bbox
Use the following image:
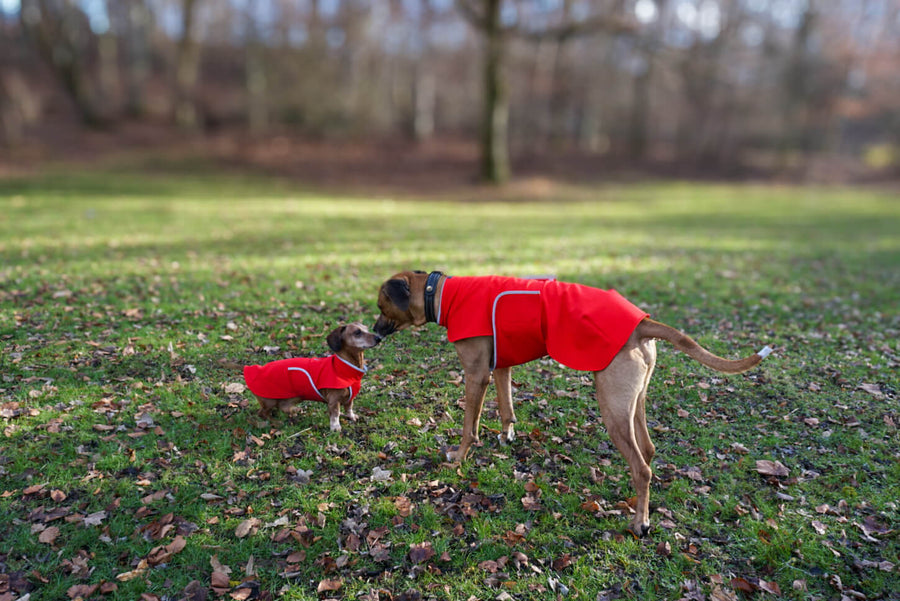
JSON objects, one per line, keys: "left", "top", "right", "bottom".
{"left": 424, "top": 271, "right": 443, "bottom": 323}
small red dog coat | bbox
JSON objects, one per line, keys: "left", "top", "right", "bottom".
{"left": 438, "top": 276, "right": 649, "bottom": 371}
{"left": 243, "top": 355, "right": 365, "bottom": 401}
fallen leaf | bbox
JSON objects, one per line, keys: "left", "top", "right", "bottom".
{"left": 100, "top": 581, "right": 118, "bottom": 594}
{"left": 211, "top": 571, "right": 231, "bottom": 595}
{"left": 225, "top": 383, "right": 246, "bottom": 394}
{"left": 83, "top": 510, "right": 107, "bottom": 527}
{"left": 286, "top": 551, "right": 306, "bottom": 563}
{"left": 859, "top": 383, "right": 883, "bottom": 398}
{"left": 479, "top": 559, "right": 499, "bottom": 573}
{"left": 317, "top": 579, "right": 343, "bottom": 593}
{"left": 394, "top": 496, "right": 414, "bottom": 517}
{"left": 580, "top": 500, "right": 600, "bottom": 512}
{"left": 730, "top": 442, "right": 750, "bottom": 454}
{"left": 409, "top": 542, "right": 435, "bottom": 564}
{"left": 179, "top": 581, "right": 205, "bottom": 601}
{"left": 709, "top": 584, "right": 738, "bottom": 601}
{"left": 67, "top": 584, "right": 98, "bottom": 599}
{"left": 38, "top": 526, "right": 60, "bottom": 544}
{"left": 811, "top": 520, "right": 827, "bottom": 535}
{"left": 142, "top": 489, "right": 168, "bottom": 505}
{"left": 371, "top": 466, "right": 393, "bottom": 482}
{"left": 23, "top": 483, "right": 45, "bottom": 496}
{"left": 730, "top": 578, "right": 757, "bottom": 594}
{"left": 552, "top": 553, "right": 574, "bottom": 571}
{"left": 235, "top": 518, "right": 261, "bottom": 539}
{"left": 755, "top": 460, "right": 789, "bottom": 477}
{"left": 116, "top": 559, "right": 149, "bottom": 582}
{"left": 147, "top": 535, "right": 187, "bottom": 566}
{"left": 209, "top": 555, "right": 231, "bottom": 575}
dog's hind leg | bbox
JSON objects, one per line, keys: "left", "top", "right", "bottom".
{"left": 494, "top": 367, "right": 517, "bottom": 444}
{"left": 633, "top": 339, "right": 657, "bottom": 466}
{"left": 594, "top": 343, "right": 655, "bottom": 538}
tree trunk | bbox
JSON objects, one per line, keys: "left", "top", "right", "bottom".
{"left": 628, "top": 60, "right": 652, "bottom": 160}
{"left": 245, "top": 0, "right": 267, "bottom": 134}
{"left": 480, "top": 0, "right": 510, "bottom": 184}
{"left": 98, "top": 32, "right": 118, "bottom": 108}
{"left": 174, "top": 0, "right": 201, "bottom": 130}
{"left": 412, "top": 62, "right": 436, "bottom": 141}
{"left": 629, "top": 0, "right": 668, "bottom": 160}
{"left": 20, "top": 0, "right": 102, "bottom": 127}
{"left": 125, "top": 0, "right": 151, "bottom": 118}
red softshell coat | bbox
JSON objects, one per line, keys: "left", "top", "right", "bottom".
{"left": 243, "top": 355, "right": 365, "bottom": 401}
{"left": 438, "top": 276, "right": 648, "bottom": 371}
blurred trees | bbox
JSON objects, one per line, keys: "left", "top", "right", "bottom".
{"left": 1, "top": 0, "right": 899, "bottom": 179}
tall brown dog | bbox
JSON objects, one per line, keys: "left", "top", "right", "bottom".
{"left": 373, "top": 271, "right": 771, "bottom": 537}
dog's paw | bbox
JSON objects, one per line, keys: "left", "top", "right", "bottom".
{"left": 444, "top": 446, "right": 461, "bottom": 463}
{"left": 626, "top": 522, "right": 651, "bottom": 539}
{"left": 498, "top": 424, "right": 516, "bottom": 445}
{"left": 347, "top": 410, "right": 358, "bottom": 422}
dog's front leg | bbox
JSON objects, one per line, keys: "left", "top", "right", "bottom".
{"left": 494, "top": 367, "right": 517, "bottom": 444}
{"left": 449, "top": 337, "right": 493, "bottom": 463}
{"left": 255, "top": 394, "right": 276, "bottom": 419}
{"left": 343, "top": 396, "right": 357, "bottom": 422}
{"left": 324, "top": 392, "right": 342, "bottom": 432}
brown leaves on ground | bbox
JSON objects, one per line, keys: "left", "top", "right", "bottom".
{"left": 316, "top": 579, "right": 343, "bottom": 593}
{"left": 235, "top": 517, "right": 262, "bottom": 539}
{"left": 408, "top": 542, "right": 435, "bottom": 564}
{"left": 146, "top": 535, "right": 187, "bottom": 566}
{"left": 520, "top": 481, "right": 542, "bottom": 511}
{"left": 37, "top": 525, "right": 60, "bottom": 544}
{"left": 551, "top": 553, "right": 574, "bottom": 571}
{"left": 730, "top": 577, "right": 781, "bottom": 596}
{"left": 116, "top": 559, "right": 150, "bottom": 582}
{"left": 755, "top": 459, "right": 789, "bottom": 478}
{"left": 393, "top": 496, "right": 414, "bottom": 517}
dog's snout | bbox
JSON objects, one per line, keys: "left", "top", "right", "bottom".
{"left": 373, "top": 334, "right": 384, "bottom": 345}
{"left": 373, "top": 316, "right": 395, "bottom": 338}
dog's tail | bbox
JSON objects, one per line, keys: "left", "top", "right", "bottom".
{"left": 636, "top": 319, "right": 772, "bottom": 374}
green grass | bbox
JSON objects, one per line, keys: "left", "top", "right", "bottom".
{"left": 1, "top": 168, "right": 898, "bottom": 600}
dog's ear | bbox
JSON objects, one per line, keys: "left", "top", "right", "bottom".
{"left": 327, "top": 326, "right": 346, "bottom": 353}
{"left": 383, "top": 278, "right": 411, "bottom": 312}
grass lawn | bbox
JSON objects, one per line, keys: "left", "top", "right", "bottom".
{"left": 1, "top": 168, "right": 898, "bottom": 600}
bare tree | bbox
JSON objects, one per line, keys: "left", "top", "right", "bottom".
{"left": 118, "top": 0, "right": 152, "bottom": 118}
{"left": 457, "top": 0, "right": 636, "bottom": 183}
{"left": 174, "top": 0, "right": 201, "bottom": 130}
{"left": 244, "top": 0, "right": 267, "bottom": 134}
{"left": 19, "top": 0, "right": 102, "bottom": 126}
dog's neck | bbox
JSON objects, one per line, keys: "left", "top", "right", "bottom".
{"left": 424, "top": 270, "right": 445, "bottom": 324}
{"left": 336, "top": 349, "right": 366, "bottom": 373}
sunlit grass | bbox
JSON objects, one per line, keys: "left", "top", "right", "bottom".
{"left": 0, "top": 168, "right": 898, "bottom": 599}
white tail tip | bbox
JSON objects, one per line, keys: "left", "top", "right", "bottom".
{"left": 757, "top": 345, "right": 773, "bottom": 358}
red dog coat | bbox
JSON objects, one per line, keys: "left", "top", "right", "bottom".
{"left": 243, "top": 355, "right": 365, "bottom": 401}
{"left": 438, "top": 276, "right": 648, "bottom": 371}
